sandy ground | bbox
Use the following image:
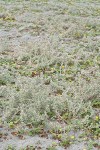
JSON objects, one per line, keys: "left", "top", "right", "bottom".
{"left": 0, "top": 125, "right": 99, "bottom": 150}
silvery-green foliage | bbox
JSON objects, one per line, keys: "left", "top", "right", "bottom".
{"left": 0, "top": 0, "right": 100, "bottom": 129}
